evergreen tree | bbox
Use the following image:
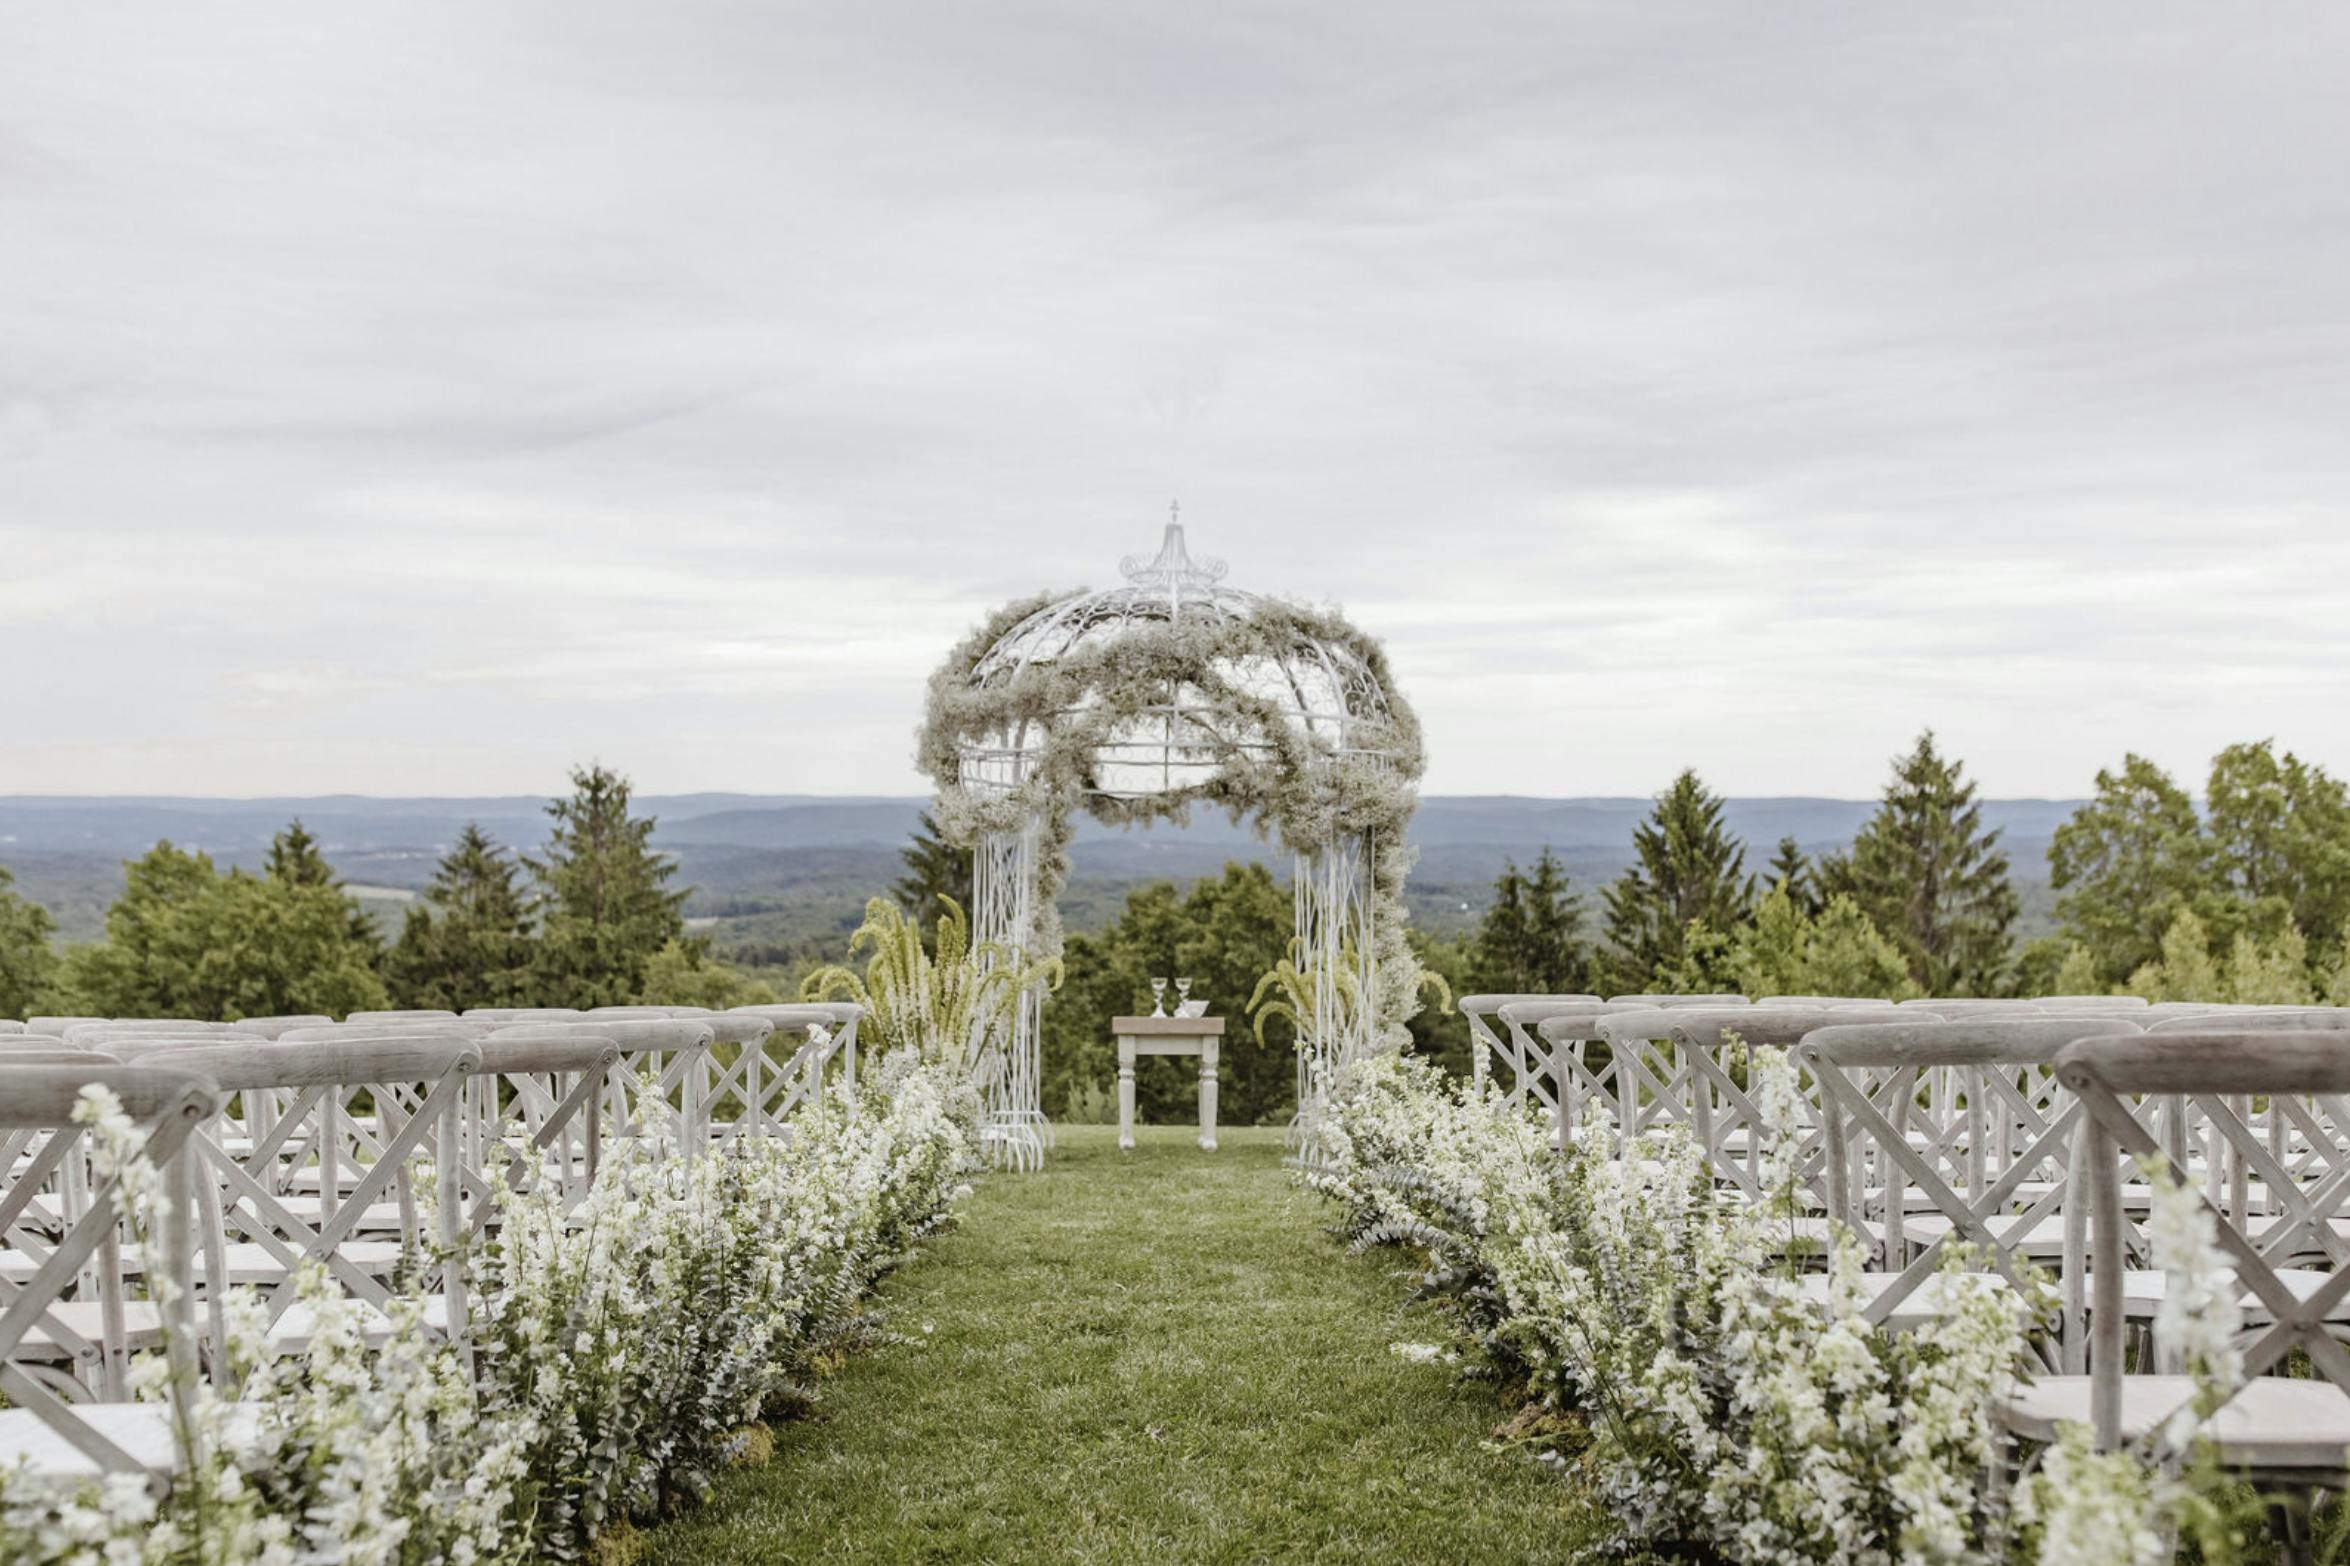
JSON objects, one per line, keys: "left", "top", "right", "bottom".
{"left": 1818, "top": 731, "right": 2017, "bottom": 996}
{"left": 894, "top": 810, "right": 974, "bottom": 940}
{"left": 0, "top": 866, "right": 62, "bottom": 1020}
{"left": 266, "top": 818, "right": 377, "bottom": 948}
{"left": 634, "top": 938, "right": 779, "bottom": 1009}
{"left": 1600, "top": 769, "right": 1755, "bottom": 990}
{"left": 2047, "top": 753, "right": 2210, "bottom": 987}
{"left": 265, "top": 819, "right": 335, "bottom": 886}
{"left": 527, "top": 765, "right": 688, "bottom": 1008}
{"left": 386, "top": 824, "right": 537, "bottom": 1011}
{"left": 1467, "top": 847, "right": 1587, "bottom": 994}
{"left": 1767, "top": 836, "right": 1818, "bottom": 916}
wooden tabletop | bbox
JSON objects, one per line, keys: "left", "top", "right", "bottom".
{"left": 1112, "top": 1016, "right": 1226, "bottom": 1036}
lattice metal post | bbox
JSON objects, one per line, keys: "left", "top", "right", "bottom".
{"left": 1288, "top": 830, "right": 1376, "bottom": 1157}
{"left": 972, "top": 814, "right": 1050, "bottom": 1169}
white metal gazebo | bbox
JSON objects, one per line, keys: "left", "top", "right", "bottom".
{"left": 918, "top": 518, "right": 1425, "bottom": 1165}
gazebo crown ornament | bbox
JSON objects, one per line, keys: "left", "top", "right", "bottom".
{"left": 917, "top": 513, "right": 1428, "bottom": 1167}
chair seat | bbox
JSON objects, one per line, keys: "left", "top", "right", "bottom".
{"left": 265, "top": 1293, "right": 451, "bottom": 1349}
{"left": 2114, "top": 1266, "right": 2350, "bottom": 1325}
{"left": 1798, "top": 1270, "right": 2015, "bottom": 1331}
{"left": 1899, "top": 1213, "right": 2070, "bottom": 1258}
{"left": 1998, "top": 1376, "right": 2350, "bottom": 1470}
{"left": 8, "top": 1301, "right": 167, "bottom": 1359}
{"left": 0, "top": 1402, "right": 183, "bottom": 1478}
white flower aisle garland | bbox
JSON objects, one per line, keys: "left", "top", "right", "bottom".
{"left": 0, "top": 1056, "right": 975, "bottom": 1565}
{"left": 1308, "top": 1051, "right": 2246, "bottom": 1566}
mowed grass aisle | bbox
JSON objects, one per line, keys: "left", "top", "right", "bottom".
{"left": 650, "top": 1124, "right": 1605, "bottom": 1565}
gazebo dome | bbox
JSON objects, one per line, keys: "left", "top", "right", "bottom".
{"left": 956, "top": 521, "right": 1398, "bottom": 803}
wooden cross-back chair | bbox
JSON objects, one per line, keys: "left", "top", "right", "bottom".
{"left": 1597, "top": 1006, "right": 1915, "bottom": 1211}
{"left": 714, "top": 1005, "right": 861, "bottom": 1138}
{"left": 0, "top": 1063, "right": 216, "bottom": 1482}
{"left": 1458, "top": 994, "right": 1600, "bottom": 1092}
{"left": 99, "top": 1036, "right": 480, "bottom": 1359}
{"left": 279, "top": 1022, "right": 619, "bottom": 1233}
{"left": 1997, "top": 1031, "right": 2350, "bottom": 1499}
{"left": 485, "top": 1019, "right": 718, "bottom": 1151}
{"left": 2142, "top": 1009, "right": 2350, "bottom": 1224}
{"left": 1799, "top": 1017, "right": 2148, "bottom": 1360}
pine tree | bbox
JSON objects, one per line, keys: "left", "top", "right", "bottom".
{"left": 1601, "top": 770, "right": 1756, "bottom": 990}
{"left": 1767, "top": 836, "right": 1818, "bottom": 916}
{"left": 527, "top": 765, "right": 688, "bottom": 1008}
{"left": 265, "top": 819, "right": 335, "bottom": 886}
{"left": 1468, "top": 847, "right": 1588, "bottom": 994}
{"left": 894, "top": 810, "right": 974, "bottom": 940}
{"left": 1819, "top": 731, "right": 2017, "bottom": 997}
{"left": 387, "top": 824, "right": 537, "bottom": 1010}
{"left": 265, "top": 818, "right": 380, "bottom": 951}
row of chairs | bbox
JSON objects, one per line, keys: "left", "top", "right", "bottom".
{"left": 0, "top": 1001, "right": 861, "bottom": 1484}
{"left": 1462, "top": 992, "right": 2350, "bottom": 1538}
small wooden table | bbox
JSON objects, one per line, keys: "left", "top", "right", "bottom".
{"left": 1112, "top": 1016, "right": 1225, "bottom": 1152}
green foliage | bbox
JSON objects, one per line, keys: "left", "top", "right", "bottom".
{"left": 2125, "top": 906, "right": 2318, "bottom": 1005}
{"left": 2202, "top": 739, "right": 2350, "bottom": 954}
{"left": 1728, "top": 886, "right": 1922, "bottom": 1000}
{"left": 386, "top": 823, "right": 537, "bottom": 1011}
{"left": 1818, "top": 730, "right": 2016, "bottom": 996}
{"left": 0, "top": 865, "right": 63, "bottom": 1020}
{"left": 892, "top": 811, "right": 973, "bottom": 948}
{"left": 2048, "top": 752, "right": 2208, "bottom": 986}
{"left": 65, "top": 839, "right": 388, "bottom": 1020}
{"left": 802, "top": 897, "right": 1057, "bottom": 1076}
{"left": 1040, "top": 863, "right": 1305, "bottom": 1128}
{"left": 528, "top": 765, "right": 688, "bottom": 1008}
{"left": 633, "top": 938, "right": 780, "bottom": 1009}
{"left": 1403, "top": 929, "right": 1475, "bottom": 1075}
{"left": 2051, "top": 741, "right": 2350, "bottom": 995}
{"left": 1600, "top": 769, "right": 1756, "bottom": 990}
{"left": 1465, "top": 847, "right": 1588, "bottom": 996}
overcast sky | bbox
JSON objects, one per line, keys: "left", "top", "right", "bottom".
{"left": 6, "top": 5, "right": 2348, "bottom": 801}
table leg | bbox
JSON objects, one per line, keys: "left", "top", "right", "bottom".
{"left": 1199, "top": 1038, "right": 1218, "bottom": 1152}
{"left": 1118, "top": 1037, "right": 1136, "bottom": 1152}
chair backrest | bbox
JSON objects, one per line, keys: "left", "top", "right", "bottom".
{"left": 1799, "top": 1017, "right": 2144, "bottom": 1352}
{"left": 1606, "top": 993, "right": 1750, "bottom": 1007}
{"left": 2145, "top": 1007, "right": 2348, "bottom": 1034}
{"left": 0, "top": 1062, "right": 218, "bottom": 1474}
{"left": 1459, "top": 994, "right": 1587, "bottom": 1088}
{"left": 2055, "top": 1030, "right": 2350, "bottom": 1455}
{"left": 122, "top": 1036, "right": 482, "bottom": 1342}
{"left": 1597, "top": 1006, "right": 1914, "bottom": 1202}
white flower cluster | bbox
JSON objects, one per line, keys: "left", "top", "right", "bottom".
{"left": 1, "top": 1062, "right": 973, "bottom": 1565}
{"left": 1306, "top": 1050, "right": 2181, "bottom": 1566}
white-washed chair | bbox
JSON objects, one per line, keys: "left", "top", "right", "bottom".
{"left": 1999, "top": 1030, "right": 2350, "bottom": 1490}
{"left": 1800, "top": 1016, "right": 2144, "bottom": 1358}
{"left": 0, "top": 1062, "right": 217, "bottom": 1481}
{"left": 1597, "top": 1006, "right": 1913, "bottom": 1212}
{"left": 99, "top": 1035, "right": 480, "bottom": 1351}
{"left": 1459, "top": 994, "right": 1600, "bottom": 1091}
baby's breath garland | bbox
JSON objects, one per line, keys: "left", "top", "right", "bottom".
{"left": 916, "top": 587, "right": 1430, "bottom": 1041}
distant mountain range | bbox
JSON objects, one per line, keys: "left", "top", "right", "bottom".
{"left": 2, "top": 792, "right": 2081, "bottom": 951}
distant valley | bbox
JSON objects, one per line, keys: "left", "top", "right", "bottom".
{"left": 0, "top": 792, "right": 2080, "bottom": 962}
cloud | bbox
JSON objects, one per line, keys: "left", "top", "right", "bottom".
{"left": 3, "top": 3, "right": 2348, "bottom": 797}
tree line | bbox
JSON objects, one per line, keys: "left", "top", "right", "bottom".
{"left": 0, "top": 765, "right": 774, "bottom": 1021}
{"left": 1435, "top": 730, "right": 2350, "bottom": 1010}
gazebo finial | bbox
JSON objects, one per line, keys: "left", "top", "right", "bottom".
{"left": 1119, "top": 513, "right": 1227, "bottom": 590}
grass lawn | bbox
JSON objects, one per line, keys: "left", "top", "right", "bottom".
{"left": 645, "top": 1124, "right": 1607, "bottom": 1564}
